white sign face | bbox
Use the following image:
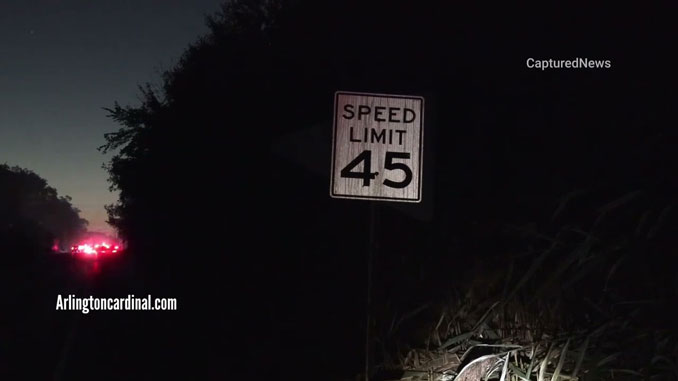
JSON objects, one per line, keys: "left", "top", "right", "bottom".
{"left": 330, "top": 91, "right": 424, "bottom": 202}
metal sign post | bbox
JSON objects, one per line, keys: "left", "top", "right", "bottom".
{"left": 331, "top": 91, "right": 425, "bottom": 381}
{"left": 365, "top": 201, "right": 378, "bottom": 381}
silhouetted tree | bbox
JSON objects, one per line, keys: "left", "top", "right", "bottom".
{"left": 0, "top": 164, "right": 88, "bottom": 258}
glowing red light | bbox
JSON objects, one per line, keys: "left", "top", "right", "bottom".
{"left": 71, "top": 239, "right": 122, "bottom": 258}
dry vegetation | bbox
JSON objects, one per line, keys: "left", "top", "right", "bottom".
{"left": 368, "top": 192, "right": 677, "bottom": 381}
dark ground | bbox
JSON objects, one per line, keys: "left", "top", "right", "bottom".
{"left": 1, "top": 239, "right": 368, "bottom": 380}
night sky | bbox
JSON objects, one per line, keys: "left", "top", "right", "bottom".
{"left": 0, "top": 0, "right": 223, "bottom": 233}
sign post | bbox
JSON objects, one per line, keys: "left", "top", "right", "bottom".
{"left": 330, "top": 91, "right": 425, "bottom": 202}
{"left": 330, "top": 91, "right": 425, "bottom": 381}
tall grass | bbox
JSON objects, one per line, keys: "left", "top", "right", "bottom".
{"left": 373, "top": 191, "right": 677, "bottom": 381}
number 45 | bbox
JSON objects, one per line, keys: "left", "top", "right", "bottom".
{"left": 340, "top": 150, "right": 412, "bottom": 188}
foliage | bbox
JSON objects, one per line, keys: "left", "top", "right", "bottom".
{"left": 0, "top": 164, "right": 88, "bottom": 257}
{"left": 99, "top": 0, "right": 290, "bottom": 255}
{"left": 375, "top": 191, "right": 677, "bottom": 381}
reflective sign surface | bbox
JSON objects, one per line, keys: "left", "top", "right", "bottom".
{"left": 330, "top": 91, "right": 424, "bottom": 202}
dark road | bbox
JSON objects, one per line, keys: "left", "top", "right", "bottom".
{"left": 2, "top": 250, "right": 362, "bottom": 380}
{"left": 1, "top": 253, "right": 190, "bottom": 380}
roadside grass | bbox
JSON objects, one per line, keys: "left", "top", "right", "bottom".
{"left": 373, "top": 191, "right": 677, "bottom": 381}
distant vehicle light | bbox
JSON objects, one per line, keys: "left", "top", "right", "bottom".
{"left": 71, "top": 240, "right": 123, "bottom": 258}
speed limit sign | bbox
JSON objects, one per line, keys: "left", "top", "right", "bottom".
{"left": 330, "top": 91, "right": 424, "bottom": 202}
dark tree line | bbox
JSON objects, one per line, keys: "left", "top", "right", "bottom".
{"left": 101, "top": 0, "right": 677, "bottom": 255}
{"left": 99, "top": 1, "right": 677, "bottom": 378}
{"left": 0, "top": 164, "right": 87, "bottom": 258}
